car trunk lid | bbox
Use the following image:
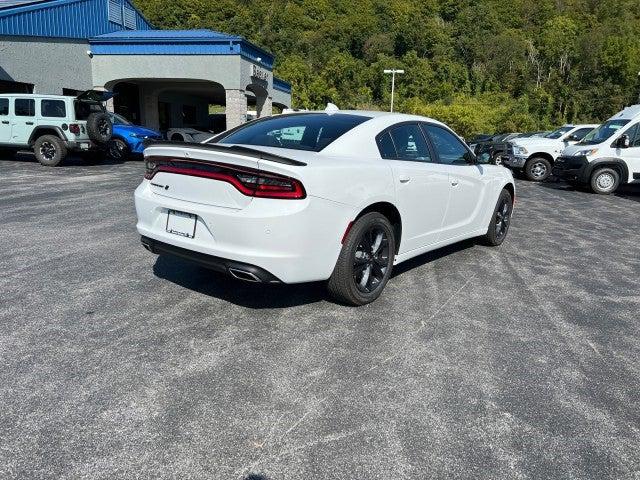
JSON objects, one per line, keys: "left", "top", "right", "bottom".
{"left": 143, "top": 143, "right": 306, "bottom": 209}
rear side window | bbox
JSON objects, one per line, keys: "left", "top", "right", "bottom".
{"left": 571, "top": 128, "right": 593, "bottom": 141}
{"left": 41, "top": 99, "right": 66, "bottom": 118}
{"left": 15, "top": 99, "right": 35, "bottom": 116}
{"left": 0, "top": 98, "right": 8, "bottom": 116}
{"left": 388, "top": 124, "right": 432, "bottom": 162}
{"left": 216, "top": 113, "right": 370, "bottom": 152}
{"left": 376, "top": 131, "right": 396, "bottom": 158}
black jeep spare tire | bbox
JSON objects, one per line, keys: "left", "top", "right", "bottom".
{"left": 86, "top": 112, "right": 113, "bottom": 143}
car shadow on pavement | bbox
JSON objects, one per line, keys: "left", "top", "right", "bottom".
{"left": 2, "top": 151, "right": 126, "bottom": 167}
{"left": 390, "top": 239, "right": 476, "bottom": 278}
{"left": 152, "top": 240, "right": 477, "bottom": 309}
{"left": 152, "top": 255, "right": 327, "bottom": 309}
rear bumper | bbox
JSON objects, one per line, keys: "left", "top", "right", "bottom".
{"left": 141, "top": 236, "right": 281, "bottom": 282}
{"left": 134, "top": 180, "right": 352, "bottom": 283}
{"left": 66, "top": 140, "right": 97, "bottom": 151}
{"left": 552, "top": 156, "right": 589, "bottom": 183}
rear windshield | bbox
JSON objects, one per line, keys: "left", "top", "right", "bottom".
{"left": 578, "top": 119, "right": 630, "bottom": 145}
{"left": 214, "top": 113, "right": 370, "bottom": 152}
{"left": 74, "top": 101, "right": 104, "bottom": 121}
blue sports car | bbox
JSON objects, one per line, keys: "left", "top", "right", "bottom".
{"left": 107, "top": 113, "right": 162, "bottom": 160}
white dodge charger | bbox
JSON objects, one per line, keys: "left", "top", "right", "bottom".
{"left": 135, "top": 110, "right": 515, "bottom": 305}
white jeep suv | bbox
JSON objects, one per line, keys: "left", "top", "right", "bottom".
{"left": 504, "top": 124, "right": 598, "bottom": 181}
{"left": 0, "top": 90, "right": 113, "bottom": 166}
{"left": 553, "top": 105, "right": 640, "bottom": 194}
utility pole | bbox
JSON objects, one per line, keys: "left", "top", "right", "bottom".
{"left": 383, "top": 69, "right": 405, "bottom": 113}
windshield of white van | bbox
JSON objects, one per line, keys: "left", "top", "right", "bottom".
{"left": 544, "top": 126, "right": 573, "bottom": 139}
{"left": 578, "top": 120, "right": 630, "bottom": 145}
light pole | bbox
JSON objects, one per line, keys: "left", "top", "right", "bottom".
{"left": 383, "top": 69, "right": 404, "bottom": 113}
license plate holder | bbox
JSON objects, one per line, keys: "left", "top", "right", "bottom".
{"left": 166, "top": 210, "right": 197, "bottom": 238}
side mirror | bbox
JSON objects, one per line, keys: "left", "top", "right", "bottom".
{"left": 476, "top": 152, "right": 491, "bottom": 164}
{"left": 616, "top": 134, "right": 630, "bottom": 149}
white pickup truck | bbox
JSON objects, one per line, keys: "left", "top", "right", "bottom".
{"left": 503, "top": 124, "right": 598, "bottom": 181}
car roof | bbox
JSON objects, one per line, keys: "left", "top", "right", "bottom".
{"left": 609, "top": 104, "right": 640, "bottom": 121}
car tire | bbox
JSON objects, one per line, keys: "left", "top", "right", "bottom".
{"left": 590, "top": 168, "right": 619, "bottom": 195}
{"left": 86, "top": 112, "right": 113, "bottom": 143}
{"left": 481, "top": 189, "right": 513, "bottom": 246}
{"left": 108, "top": 138, "right": 130, "bottom": 161}
{"left": 327, "top": 212, "right": 396, "bottom": 306}
{"left": 524, "top": 157, "right": 552, "bottom": 182}
{"left": 170, "top": 133, "right": 184, "bottom": 142}
{"left": 34, "top": 135, "right": 67, "bottom": 167}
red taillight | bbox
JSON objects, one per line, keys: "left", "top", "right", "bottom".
{"left": 144, "top": 157, "right": 306, "bottom": 200}
{"left": 69, "top": 124, "right": 80, "bottom": 135}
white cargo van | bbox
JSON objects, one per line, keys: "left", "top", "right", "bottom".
{"left": 554, "top": 105, "right": 640, "bottom": 194}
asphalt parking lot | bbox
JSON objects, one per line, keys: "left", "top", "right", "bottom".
{"left": 1, "top": 153, "right": 639, "bottom": 480}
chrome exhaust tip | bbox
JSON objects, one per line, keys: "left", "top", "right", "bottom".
{"left": 228, "top": 267, "right": 261, "bottom": 283}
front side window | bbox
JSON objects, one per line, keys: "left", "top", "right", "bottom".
{"left": 626, "top": 123, "right": 640, "bottom": 147}
{"left": 15, "top": 99, "right": 35, "bottom": 116}
{"left": 579, "top": 120, "right": 629, "bottom": 145}
{"left": 41, "top": 99, "right": 66, "bottom": 118}
{"left": 387, "top": 124, "right": 432, "bottom": 162}
{"left": 424, "top": 124, "right": 471, "bottom": 165}
{"left": 545, "top": 126, "right": 574, "bottom": 139}
{"left": 0, "top": 98, "right": 8, "bottom": 116}
{"left": 216, "top": 113, "right": 370, "bottom": 152}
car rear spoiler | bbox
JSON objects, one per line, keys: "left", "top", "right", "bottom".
{"left": 142, "top": 141, "right": 307, "bottom": 166}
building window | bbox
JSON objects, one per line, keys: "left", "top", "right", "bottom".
{"left": 182, "top": 105, "right": 197, "bottom": 125}
{"left": 41, "top": 100, "right": 66, "bottom": 118}
{"left": 108, "top": 0, "right": 123, "bottom": 25}
{"left": 15, "top": 99, "right": 35, "bottom": 117}
{"left": 123, "top": 4, "right": 136, "bottom": 29}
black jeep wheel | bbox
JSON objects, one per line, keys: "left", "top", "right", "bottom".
{"left": 86, "top": 112, "right": 113, "bottom": 143}
{"left": 327, "top": 212, "right": 396, "bottom": 306}
{"left": 34, "top": 135, "right": 67, "bottom": 167}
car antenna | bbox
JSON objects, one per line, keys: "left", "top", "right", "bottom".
{"left": 325, "top": 103, "right": 339, "bottom": 114}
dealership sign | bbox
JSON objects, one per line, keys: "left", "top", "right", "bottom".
{"left": 251, "top": 64, "right": 269, "bottom": 81}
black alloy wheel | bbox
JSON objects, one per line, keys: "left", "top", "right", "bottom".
{"left": 353, "top": 226, "right": 390, "bottom": 294}
{"left": 481, "top": 188, "right": 513, "bottom": 246}
{"left": 328, "top": 212, "right": 396, "bottom": 306}
{"left": 494, "top": 194, "right": 512, "bottom": 242}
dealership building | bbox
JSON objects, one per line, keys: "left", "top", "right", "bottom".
{"left": 0, "top": 0, "right": 292, "bottom": 130}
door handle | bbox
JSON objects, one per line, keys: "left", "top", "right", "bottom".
{"left": 399, "top": 175, "right": 411, "bottom": 183}
{"left": 25, "top": 121, "right": 34, "bottom": 125}
{"left": 1, "top": 121, "right": 8, "bottom": 124}
{"left": 451, "top": 178, "right": 459, "bottom": 186}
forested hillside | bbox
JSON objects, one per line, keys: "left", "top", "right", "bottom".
{"left": 134, "top": 0, "right": 640, "bottom": 136}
